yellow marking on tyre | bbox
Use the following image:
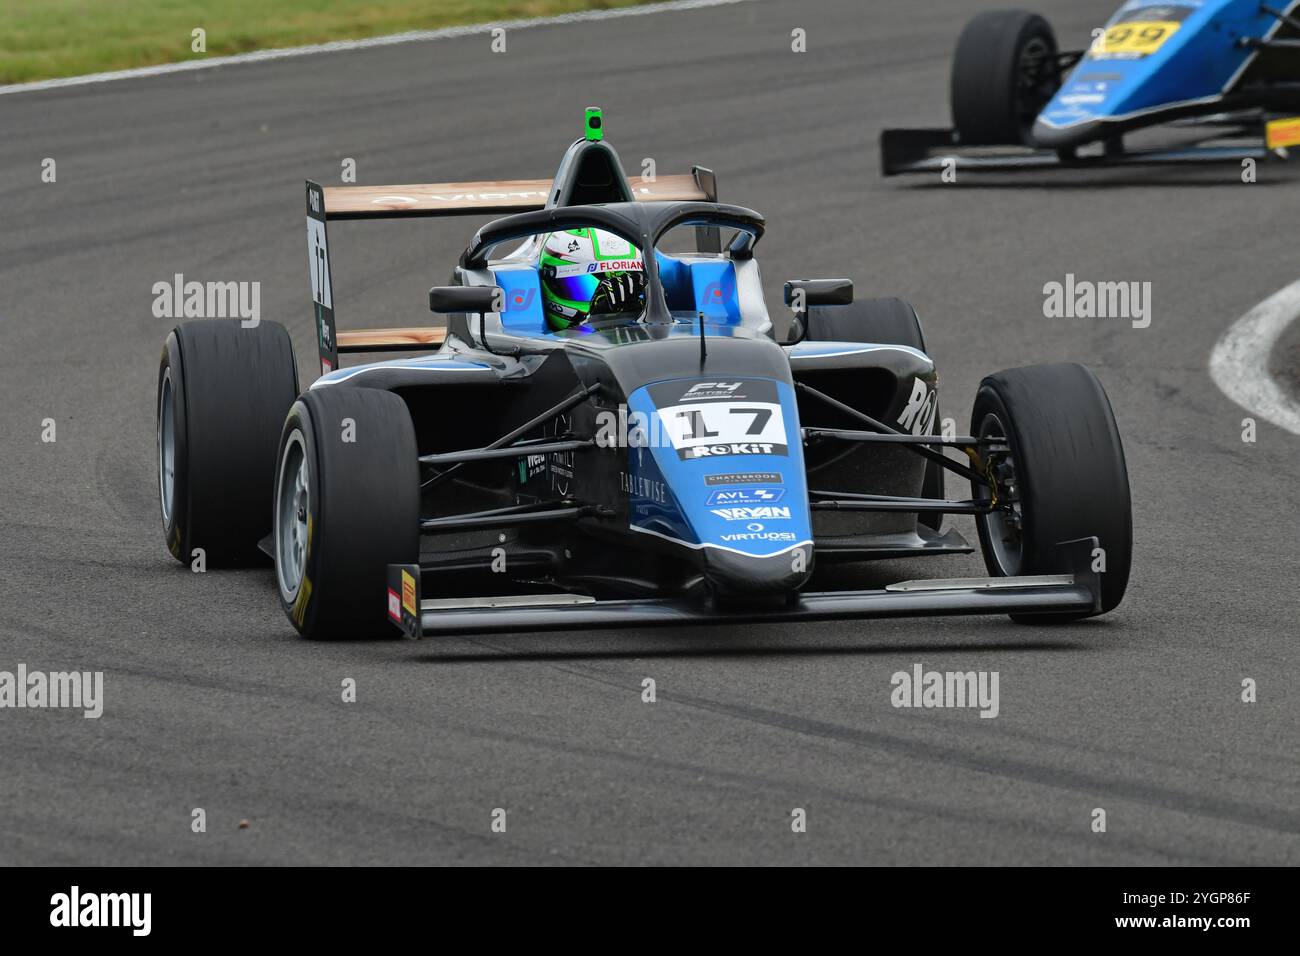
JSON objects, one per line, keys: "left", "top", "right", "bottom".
{"left": 291, "top": 577, "right": 312, "bottom": 626}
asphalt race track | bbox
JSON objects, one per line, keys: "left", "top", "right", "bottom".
{"left": 2, "top": 0, "right": 1298, "bottom": 865}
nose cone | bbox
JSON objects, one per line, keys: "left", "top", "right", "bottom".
{"left": 704, "top": 543, "right": 811, "bottom": 597}
{"left": 1031, "top": 118, "right": 1102, "bottom": 151}
{"left": 625, "top": 371, "right": 815, "bottom": 599}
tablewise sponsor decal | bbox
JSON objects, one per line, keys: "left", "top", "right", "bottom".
{"left": 620, "top": 471, "right": 668, "bottom": 503}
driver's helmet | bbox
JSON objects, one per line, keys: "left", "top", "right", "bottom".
{"left": 539, "top": 227, "right": 646, "bottom": 330}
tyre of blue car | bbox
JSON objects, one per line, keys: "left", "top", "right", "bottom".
{"left": 274, "top": 385, "right": 420, "bottom": 639}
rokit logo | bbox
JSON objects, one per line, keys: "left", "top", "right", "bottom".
{"left": 686, "top": 442, "right": 781, "bottom": 458}
{"left": 897, "top": 377, "right": 938, "bottom": 437}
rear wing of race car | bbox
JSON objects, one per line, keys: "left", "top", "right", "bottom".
{"left": 305, "top": 156, "right": 719, "bottom": 374}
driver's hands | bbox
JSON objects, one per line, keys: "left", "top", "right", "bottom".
{"left": 590, "top": 272, "right": 643, "bottom": 315}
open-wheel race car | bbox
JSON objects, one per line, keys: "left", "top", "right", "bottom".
{"left": 156, "top": 110, "right": 1132, "bottom": 638}
{"left": 881, "top": 0, "right": 1300, "bottom": 175}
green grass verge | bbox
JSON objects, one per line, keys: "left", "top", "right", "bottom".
{"left": 0, "top": 0, "right": 662, "bottom": 85}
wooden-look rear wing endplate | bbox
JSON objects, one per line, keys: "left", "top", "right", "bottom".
{"left": 306, "top": 169, "right": 717, "bottom": 372}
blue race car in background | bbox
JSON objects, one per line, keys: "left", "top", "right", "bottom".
{"left": 882, "top": 0, "right": 1300, "bottom": 174}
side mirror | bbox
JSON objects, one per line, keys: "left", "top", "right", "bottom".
{"left": 782, "top": 278, "right": 853, "bottom": 345}
{"left": 429, "top": 285, "right": 499, "bottom": 314}
{"left": 784, "top": 278, "right": 854, "bottom": 309}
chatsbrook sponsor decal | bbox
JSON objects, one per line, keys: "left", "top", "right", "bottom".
{"left": 151, "top": 273, "right": 261, "bottom": 327}
{"left": 0, "top": 664, "right": 103, "bottom": 718}
{"left": 1043, "top": 273, "right": 1151, "bottom": 329}
{"left": 50, "top": 886, "right": 151, "bottom": 936}
{"left": 891, "top": 664, "right": 999, "bottom": 718}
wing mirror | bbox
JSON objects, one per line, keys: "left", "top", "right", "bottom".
{"left": 783, "top": 278, "right": 853, "bottom": 345}
{"left": 429, "top": 285, "right": 500, "bottom": 314}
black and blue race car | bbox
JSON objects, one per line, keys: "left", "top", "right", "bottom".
{"left": 882, "top": 0, "right": 1300, "bottom": 174}
{"left": 156, "top": 111, "right": 1132, "bottom": 639}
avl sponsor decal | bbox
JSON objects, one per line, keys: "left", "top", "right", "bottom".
{"left": 706, "top": 488, "right": 785, "bottom": 506}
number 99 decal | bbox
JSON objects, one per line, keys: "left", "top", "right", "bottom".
{"left": 1095, "top": 20, "right": 1180, "bottom": 58}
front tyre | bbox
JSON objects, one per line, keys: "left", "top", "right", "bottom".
{"left": 969, "top": 363, "right": 1131, "bottom": 621}
{"left": 275, "top": 386, "right": 419, "bottom": 639}
{"left": 951, "top": 10, "right": 1060, "bottom": 146}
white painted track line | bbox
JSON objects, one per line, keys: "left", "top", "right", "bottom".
{"left": 1209, "top": 279, "right": 1300, "bottom": 437}
{"left": 0, "top": 0, "right": 755, "bottom": 97}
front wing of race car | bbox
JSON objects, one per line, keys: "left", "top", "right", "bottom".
{"left": 385, "top": 538, "right": 1102, "bottom": 637}
{"left": 880, "top": 115, "right": 1293, "bottom": 176}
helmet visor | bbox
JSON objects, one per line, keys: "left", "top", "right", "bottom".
{"left": 541, "top": 272, "right": 602, "bottom": 308}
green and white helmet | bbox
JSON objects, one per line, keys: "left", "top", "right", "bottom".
{"left": 539, "top": 227, "right": 646, "bottom": 330}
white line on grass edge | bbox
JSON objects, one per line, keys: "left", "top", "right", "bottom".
{"left": 0, "top": 0, "right": 754, "bottom": 97}
{"left": 1209, "top": 279, "right": 1300, "bottom": 437}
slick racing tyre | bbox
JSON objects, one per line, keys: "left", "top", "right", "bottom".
{"left": 807, "top": 296, "right": 929, "bottom": 354}
{"left": 158, "top": 319, "right": 298, "bottom": 565}
{"left": 274, "top": 386, "right": 419, "bottom": 639}
{"left": 969, "top": 363, "right": 1132, "bottom": 622}
{"left": 808, "top": 297, "right": 944, "bottom": 530}
{"left": 951, "top": 10, "right": 1059, "bottom": 146}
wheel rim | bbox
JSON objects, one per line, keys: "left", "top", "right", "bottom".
{"left": 1016, "top": 36, "right": 1056, "bottom": 132}
{"left": 275, "top": 429, "right": 310, "bottom": 602}
{"left": 158, "top": 369, "right": 175, "bottom": 524}
{"left": 977, "top": 412, "right": 1024, "bottom": 575}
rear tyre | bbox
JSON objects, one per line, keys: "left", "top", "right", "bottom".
{"left": 808, "top": 297, "right": 944, "bottom": 529}
{"left": 969, "top": 363, "right": 1131, "bottom": 622}
{"left": 807, "top": 296, "right": 928, "bottom": 352}
{"left": 275, "top": 386, "right": 419, "bottom": 639}
{"left": 157, "top": 320, "right": 298, "bottom": 565}
{"left": 951, "top": 10, "right": 1059, "bottom": 146}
